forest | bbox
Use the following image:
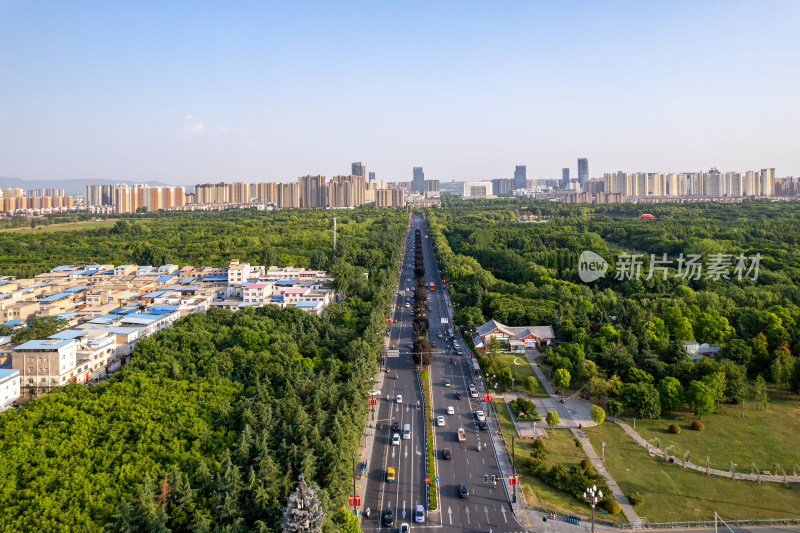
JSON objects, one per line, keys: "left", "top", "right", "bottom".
{"left": 0, "top": 208, "right": 408, "bottom": 532}
{"left": 428, "top": 199, "right": 800, "bottom": 419}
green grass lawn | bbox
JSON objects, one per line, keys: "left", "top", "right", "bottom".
{"left": 486, "top": 352, "right": 549, "bottom": 397}
{"left": 584, "top": 422, "right": 800, "bottom": 522}
{"left": 621, "top": 388, "right": 800, "bottom": 472}
{"left": 0, "top": 219, "right": 120, "bottom": 233}
{"left": 492, "top": 398, "right": 625, "bottom": 521}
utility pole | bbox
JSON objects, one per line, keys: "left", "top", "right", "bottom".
{"left": 512, "top": 434, "right": 517, "bottom": 503}
{"left": 352, "top": 449, "right": 356, "bottom": 515}
{"left": 333, "top": 215, "right": 337, "bottom": 257}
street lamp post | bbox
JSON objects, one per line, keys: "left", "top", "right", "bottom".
{"left": 601, "top": 442, "right": 606, "bottom": 462}
{"left": 511, "top": 377, "right": 515, "bottom": 392}
{"left": 584, "top": 484, "right": 603, "bottom": 533}
{"left": 352, "top": 450, "right": 357, "bottom": 516}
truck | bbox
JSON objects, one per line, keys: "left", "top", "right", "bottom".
{"left": 457, "top": 427, "right": 466, "bottom": 442}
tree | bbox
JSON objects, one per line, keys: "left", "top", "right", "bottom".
{"left": 606, "top": 398, "right": 623, "bottom": 421}
{"left": 626, "top": 367, "right": 654, "bottom": 384}
{"left": 685, "top": 380, "right": 716, "bottom": 418}
{"left": 657, "top": 377, "right": 684, "bottom": 413}
{"left": 620, "top": 382, "right": 661, "bottom": 419}
{"left": 791, "top": 358, "right": 800, "bottom": 394}
{"left": 587, "top": 377, "right": 609, "bottom": 398}
{"left": 590, "top": 404, "right": 606, "bottom": 426}
{"left": 281, "top": 475, "right": 324, "bottom": 533}
{"left": 753, "top": 374, "right": 769, "bottom": 417}
{"left": 553, "top": 368, "right": 571, "bottom": 391}
{"left": 526, "top": 375, "right": 540, "bottom": 394}
{"left": 330, "top": 506, "right": 361, "bottom": 533}
{"left": 700, "top": 371, "right": 726, "bottom": 411}
{"left": 607, "top": 374, "right": 624, "bottom": 396}
{"left": 576, "top": 359, "right": 599, "bottom": 381}
{"left": 412, "top": 339, "right": 434, "bottom": 367}
{"left": 545, "top": 411, "right": 560, "bottom": 427}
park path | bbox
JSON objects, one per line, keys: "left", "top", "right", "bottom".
{"left": 612, "top": 418, "right": 800, "bottom": 484}
{"left": 524, "top": 350, "right": 640, "bottom": 526}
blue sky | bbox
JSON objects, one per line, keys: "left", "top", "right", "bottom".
{"left": 1, "top": 1, "right": 798, "bottom": 184}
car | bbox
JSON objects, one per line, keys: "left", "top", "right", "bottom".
{"left": 405, "top": 302, "right": 410, "bottom": 307}
{"left": 475, "top": 410, "right": 486, "bottom": 421}
{"left": 383, "top": 509, "right": 395, "bottom": 527}
{"left": 386, "top": 467, "right": 396, "bottom": 482}
{"left": 442, "top": 448, "right": 452, "bottom": 460}
{"left": 431, "top": 342, "right": 436, "bottom": 348}
{"left": 368, "top": 390, "right": 381, "bottom": 396}
{"left": 391, "top": 433, "right": 401, "bottom": 445}
{"left": 408, "top": 343, "right": 413, "bottom": 349}
{"left": 470, "top": 390, "right": 478, "bottom": 398}
{"left": 397, "top": 395, "right": 403, "bottom": 404}
{"left": 478, "top": 420, "right": 489, "bottom": 431}
{"left": 400, "top": 524, "right": 410, "bottom": 533}
{"left": 392, "top": 420, "right": 401, "bottom": 431}
{"left": 560, "top": 398, "right": 566, "bottom": 403}
{"left": 390, "top": 344, "right": 394, "bottom": 349}
{"left": 437, "top": 331, "right": 443, "bottom": 338}
{"left": 455, "top": 392, "right": 463, "bottom": 400}
{"left": 407, "top": 278, "right": 410, "bottom": 282}
{"left": 444, "top": 380, "right": 451, "bottom": 387}
{"left": 447, "top": 406, "right": 454, "bottom": 415}
{"left": 468, "top": 383, "right": 476, "bottom": 391}
{"left": 458, "top": 484, "right": 470, "bottom": 498}
{"left": 457, "top": 350, "right": 463, "bottom": 356}
{"left": 415, "top": 504, "right": 425, "bottom": 523}
{"left": 436, "top": 416, "right": 445, "bottom": 427}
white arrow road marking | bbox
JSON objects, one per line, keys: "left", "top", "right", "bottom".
{"left": 485, "top": 505, "right": 490, "bottom": 522}
{"left": 392, "top": 446, "right": 395, "bottom": 459}
{"left": 402, "top": 501, "right": 406, "bottom": 520}
{"left": 404, "top": 446, "right": 408, "bottom": 459}
{"left": 415, "top": 445, "right": 421, "bottom": 456}
{"left": 465, "top": 506, "right": 471, "bottom": 524}
{"left": 447, "top": 506, "right": 453, "bottom": 525}
{"left": 501, "top": 505, "right": 508, "bottom": 523}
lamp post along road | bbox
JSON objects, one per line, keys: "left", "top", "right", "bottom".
{"left": 584, "top": 484, "right": 603, "bottom": 533}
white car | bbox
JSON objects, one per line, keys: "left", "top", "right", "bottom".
{"left": 392, "top": 433, "right": 401, "bottom": 446}
{"left": 415, "top": 504, "right": 425, "bottom": 523}
{"left": 436, "top": 416, "right": 445, "bottom": 427}
{"left": 475, "top": 410, "right": 486, "bottom": 421}
{"left": 470, "top": 390, "right": 479, "bottom": 398}
{"left": 447, "top": 406, "right": 455, "bottom": 415}
{"left": 468, "top": 383, "right": 476, "bottom": 392}
{"left": 397, "top": 395, "right": 403, "bottom": 404}
{"left": 368, "top": 390, "right": 381, "bottom": 396}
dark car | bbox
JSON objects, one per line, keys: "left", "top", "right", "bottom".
{"left": 383, "top": 509, "right": 394, "bottom": 527}
{"left": 442, "top": 448, "right": 452, "bottom": 460}
{"left": 458, "top": 484, "right": 470, "bottom": 498}
{"left": 478, "top": 420, "right": 489, "bottom": 431}
{"left": 392, "top": 421, "right": 401, "bottom": 432}
{"left": 455, "top": 392, "right": 462, "bottom": 400}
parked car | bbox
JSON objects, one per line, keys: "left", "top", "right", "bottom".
{"left": 475, "top": 410, "right": 486, "bottom": 421}
{"left": 469, "top": 390, "right": 478, "bottom": 398}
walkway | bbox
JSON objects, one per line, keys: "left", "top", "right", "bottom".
{"left": 524, "top": 350, "right": 640, "bottom": 526}
{"left": 613, "top": 418, "right": 800, "bottom": 484}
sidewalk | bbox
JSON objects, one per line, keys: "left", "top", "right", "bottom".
{"left": 613, "top": 418, "right": 800, "bottom": 484}
{"left": 525, "top": 350, "right": 640, "bottom": 526}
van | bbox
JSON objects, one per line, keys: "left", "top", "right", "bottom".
{"left": 402, "top": 424, "right": 411, "bottom": 439}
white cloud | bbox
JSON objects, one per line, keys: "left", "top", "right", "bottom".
{"left": 186, "top": 122, "right": 208, "bottom": 134}
{"left": 0, "top": 68, "right": 14, "bottom": 75}
{"left": 182, "top": 114, "right": 193, "bottom": 120}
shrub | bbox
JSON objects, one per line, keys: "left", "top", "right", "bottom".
{"left": 668, "top": 424, "right": 681, "bottom": 435}
{"left": 605, "top": 499, "right": 622, "bottom": 514}
{"left": 580, "top": 458, "right": 593, "bottom": 470}
{"left": 628, "top": 491, "right": 644, "bottom": 506}
{"left": 533, "top": 438, "right": 546, "bottom": 450}
{"left": 691, "top": 420, "right": 705, "bottom": 431}
{"left": 573, "top": 436, "right": 582, "bottom": 448}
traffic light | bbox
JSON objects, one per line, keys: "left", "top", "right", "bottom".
{"left": 484, "top": 474, "right": 489, "bottom": 483}
{"left": 491, "top": 475, "right": 496, "bottom": 483}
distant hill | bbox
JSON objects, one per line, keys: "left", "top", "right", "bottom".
{"left": 0, "top": 177, "right": 174, "bottom": 197}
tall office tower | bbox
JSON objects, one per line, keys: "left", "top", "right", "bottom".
{"left": 562, "top": 168, "right": 570, "bottom": 188}
{"left": 577, "top": 158, "right": 589, "bottom": 184}
{"left": 230, "top": 182, "right": 249, "bottom": 203}
{"left": 351, "top": 162, "right": 366, "bottom": 180}
{"left": 412, "top": 167, "right": 425, "bottom": 194}
{"left": 760, "top": 168, "right": 775, "bottom": 196}
{"left": 368, "top": 171, "right": 376, "bottom": 182}
{"left": 513, "top": 165, "right": 527, "bottom": 190}
{"left": 299, "top": 175, "right": 328, "bottom": 208}
{"left": 277, "top": 182, "right": 300, "bottom": 208}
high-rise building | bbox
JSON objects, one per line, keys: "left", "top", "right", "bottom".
{"left": 491, "top": 178, "right": 514, "bottom": 195}
{"left": 562, "top": 168, "right": 570, "bottom": 188}
{"left": 351, "top": 162, "right": 366, "bottom": 180}
{"left": 299, "top": 175, "right": 327, "bottom": 208}
{"left": 328, "top": 175, "right": 366, "bottom": 207}
{"left": 277, "top": 182, "right": 300, "bottom": 208}
{"left": 368, "top": 171, "right": 376, "bottom": 182}
{"left": 412, "top": 167, "right": 425, "bottom": 194}
{"left": 375, "top": 188, "right": 405, "bottom": 207}
{"left": 252, "top": 182, "right": 278, "bottom": 203}
{"left": 760, "top": 168, "right": 775, "bottom": 196}
{"left": 578, "top": 158, "right": 589, "bottom": 184}
{"left": 230, "top": 182, "right": 249, "bottom": 203}
{"left": 424, "top": 179, "right": 440, "bottom": 194}
{"left": 514, "top": 165, "right": 527, "bottom": 190}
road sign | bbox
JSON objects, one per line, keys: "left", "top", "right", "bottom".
{"left": 435, "top": 476, "right": 440, "bottom": 482}
{"left": 425, "top": 477, "right": 430, "bottom": 483}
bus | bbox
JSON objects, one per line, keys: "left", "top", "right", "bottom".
{"left": 429, "top": 282, "right": 435, "bottom": 291}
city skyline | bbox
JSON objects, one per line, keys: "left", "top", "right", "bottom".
{"left": 1, "top": 1, "right": 798, "bottom": 183}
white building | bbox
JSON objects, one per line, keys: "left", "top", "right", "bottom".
{"left": 0, "top": 369, "right": 20, "bottom": 411}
